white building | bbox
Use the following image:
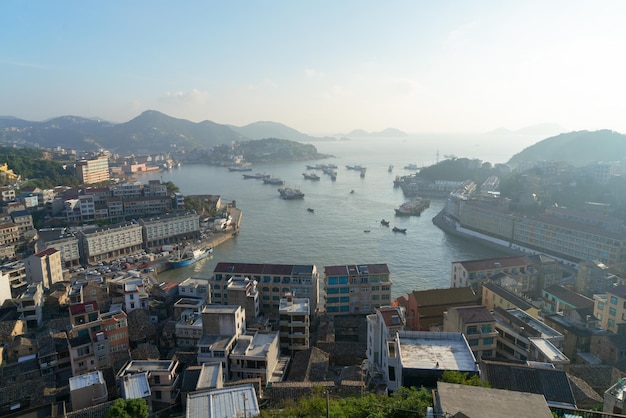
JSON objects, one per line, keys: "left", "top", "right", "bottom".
{"left": 140, "top": 211, "right": 200, "bottom": 248}
{"left": 278, "top": 295, "right": 310, "bottom": 354}
{"left": 78, "top": 222, "right": 143, "bottom": 264}
{"left": 366, "top": 306, "right": 405, "bottom": 375}
{"left": 186, "top": 384, "right": 259, "bottom": 418}
{"left": 230, "top": 331, "right": 282, "bottom": 384}
{"left": 178, "top": 277, "right": 210, "bottom": 301}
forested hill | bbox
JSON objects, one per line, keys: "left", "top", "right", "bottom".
{"left": 507, "top": 130, "right": 626, "bottom": 167}
{"left": 0, "top": 147, "right": 78, "bottom": 189}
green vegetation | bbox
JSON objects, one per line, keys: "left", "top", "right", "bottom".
{"left": 440, "top": 371, "right": 490, "bottom": 387}
{"left": 419, "top": 157, "right": 494, "bottom": 183}
{"left": 104, "top": 398, "right": 149, "bottom": 418}
{"left": 184, "top": 195, "right": 219, "bottom": 217}
{"left": 0, "top": 146, "right": 79, "bottom": 188}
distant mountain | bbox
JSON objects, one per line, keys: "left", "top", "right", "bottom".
{"left": 345, "top": 128, "right": 408, "bottom": 137}
{"left": 0, "top": 111, "right": 335, "bottom": 154}
{"left": 229, "top": 121, "right": 335, "bottom": 142}
{"left": 507, "top": 129, "right": 626, "bottom": 167}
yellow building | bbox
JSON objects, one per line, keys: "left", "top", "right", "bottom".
{"left": 482, "top": 282, "right": 540, "bottom": 319}
{"left": 76, "top": 156, "right": 110, "bottom": 185}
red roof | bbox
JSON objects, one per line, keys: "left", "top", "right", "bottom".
{"left": 69, "top": 302, "right": 99, "bottom": 316}
{"left": 35, "top": 247, "right": 59, "bottom": 258}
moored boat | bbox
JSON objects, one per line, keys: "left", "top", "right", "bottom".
{"left": 394, "top": 196, "right": 430, "bottom": 216}
{"left": 303, "top": 172, "right": 321, "bottom": 181}
{"left": 307, "top": 208, "right": 315, "bottom": 213}
{"left": 228, "top": 166, "right": 253, "bottom": 172}
{"left": 243, "top": 172, "right": 269, "bottom": 180}
{"left": 404, "top": 163, "right": 419, "bottom": 170}
{"left": 392, "top": 227, "right": 407, "bottom": 233}
{"left": 263, "top": 177, "right": 285, "bottom": 185}
{"left": 169, "top": 246, "right": 213, "bottom": 268}
{"left": 380, "top": 219, "right": 390, "bottom": 226}
{"left": 278, "top": 187, "right": 305, "bottom": 199}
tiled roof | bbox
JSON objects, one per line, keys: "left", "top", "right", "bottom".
{"left": 483, "top": 282, "right": 533, "bottom": 310}
{"left": 567, "top": 374, "right": 603, "bottom": 405}
{"left": 455, "top": 255, "right": 530, "bottom": 272}
{"left": 213, "top": 262, "right": 315, "bottom": 276}
{"left": 452, "top": 305, "right": 494, "bottom": 324}
{"left": 410, "top": 287, "right": 478, "bottom": 306}
{"left": 544, "top": 285, "right": 594, "bottom": 308}
{"left": 608, "top": 284, "right": 626, "bottom": 299}
{"left": 480, "top": 360, "right": 576, "bottom": 407}
{"left": 34, "top": 247, "right": 59, "bottom": 258}
{"left": 324, "top": 264, "right": 390, "bottom": 276}
{"left": 69, "top": 302, "right": 99, "bottom": 316}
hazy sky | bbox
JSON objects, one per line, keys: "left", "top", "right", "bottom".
{"left": 2, "top": 1, "right": 626, "bottom": 135}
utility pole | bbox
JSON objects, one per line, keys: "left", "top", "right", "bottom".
{"left": 325, "top": 390, "right": 330, "bottom": 418}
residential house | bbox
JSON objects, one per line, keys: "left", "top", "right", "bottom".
{"left": 451, "top": 255, "right": 538, "bottom": 296}
{"left": 323, "top": 263, "right": 392, "bottom": 316}
{"left": 210, "top": 262, "right": 320, "bottom": 317}
{"left": 24, "top": 247, "right": 64, "bottom": 289}
{"left": 481, "top": 282, "right": 540, "bottom": 318}
{"left": 117, "top": 360, "right": 181, "bottom": 406}
{"left": 69, "top": 370, "right": 108, "bottom": 411}
{"left": 185, "top": 384, "right": 259, "bottom": 418}
{"left": 366, "top": 306, "right": 405, "bottom": 380}
{"left": 278, "top": 294, "right": 310, "bottom": 355}
{"left": 230, "top": 331, "right": 284, "bottom": 385}
{"left": 16, "top": 282, "right": 44, "bottom": 330}
{"left": 594, "top": 285, "right": 626, "bottom": 333}
{"left": 443, "top": 305, "right": 498, "bottom": 360}
{"left": 542, "top": 285, "right": 594, "bottom": 315}
{"left": 404, "top": 287, "right": 479, "bottom": 331}
{"left": 383, "top": 331, "right": 478, "bottom": 392}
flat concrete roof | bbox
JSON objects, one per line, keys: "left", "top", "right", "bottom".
{"left": 398, "top": 331, "right": 477, "bottom": 372}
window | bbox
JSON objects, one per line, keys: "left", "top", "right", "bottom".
{"left": 610, "top": 307, "right": 617, "bottom": 316}
{"left": 466, "top": 325, "right": 478, "bottom": 335}
{"left": 611, "top": 296, "right": 618, "bottom": 305}
{"left": 155, "top": 391, "right": 162, "bottom": 400}
{"left": 482, "top": 337, "right": 494, "bottom": 345}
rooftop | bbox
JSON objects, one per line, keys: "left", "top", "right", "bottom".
{"left": 279, "top": 297, "right": 310, "bottom": 314}
{"left": 121, "top": 372, "right": 151, "bottom": 400}
{"left": 69, "top": 370, "right": 105, "bottom": 391}
{"left": 397, "top": 331, "right": 477, "bottom": 372}
{"left": 232, "top": 332, "right": 278, "bottom": 358}
{"left": 186, "top": 384, "right": 259, "bottom": 418}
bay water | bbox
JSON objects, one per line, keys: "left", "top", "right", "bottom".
{"left": 141, "top": 133, "right": 539, "bottom": 298}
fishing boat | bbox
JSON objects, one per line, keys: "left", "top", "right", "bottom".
{"left": 263, "top": 177, "right": 285, "bottom": 185}
{"left": 394, "top": 196, "right": 431, "bottom": 216}
{"left": 278, "top": 187, "right": 305, "bottom": 200}
{"left": 380, "top": 219, "right": 390, "bottom": 226}
{"left": 242, "top": 172, "right": 269, "bottom": 180}
{"left": 228, "top": 166, "right": 253, "bottom": 172}
{"left": 360, "top": 168, "right": 367, "bottom": 178}
{"left": 169, "top": 246, "right": 213, "bottom": 268}
{"left": 404, "top": 163, "right": 419, "bottom": 170}
{"left": 303, "top": 172, "right": 321, "bottom": 181}
{"left": 392, "top": 227, "right": 407, "bottom": 233}
{"left": 307, "top": 208, "right": 315, "bottom": 213}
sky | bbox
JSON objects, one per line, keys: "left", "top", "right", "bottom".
{"left": 2, "top": 1, "right": 626, "bottom": 135}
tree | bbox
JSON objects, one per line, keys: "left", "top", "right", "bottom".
{"left": 440, "top": 371, "right": 490, "bottom": 387}
{"left": 105, "top": 398, "right": 149, "bottom": 418}
{"left": 164, "top": 181, "right": 179, "bottom": 194}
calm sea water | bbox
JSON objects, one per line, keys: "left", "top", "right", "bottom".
{"left": 141, "top": 134, "right": 539, "bottom": 298}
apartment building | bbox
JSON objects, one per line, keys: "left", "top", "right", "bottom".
{"left": 69, "top": 370, "right": 108, "bottom": 411}
{"left": 10, "top": 210, "right": 34, "bottom": 238}
{"left": 36, "top": 228, "right": 81, "bottom": 268}
{"left": 211, "top": 262, "right": 319, "bottom": 316}
{"left": 366, "top": 306, "right": 405, "bottom": 375}
{"left": 178, "top": 277, "right": 210, "bottom": 301}
{"left": 405, "top": 287, "right": 480, "bottom": 331}
{"left": 17, "top": 282, "right": 44, "bottom": 329}
{"left": 323, "top": 263, "right": 392, "bottom": 316}
{"left": 481, "top": 282, "right": 540, "bottom": 318}
{"left": 76, "top": 156, "right": 110, "bottom": 185}
{"left": 117, "top": 360, "right": 181, "bottom": 405}
{"left": 230, "top": 331, "right": 282, "bottom": 384}
{"left": 278, "top": 294, "right": 310, "bottom": 354}
{"left": 451, "top": 255, "right": 537, "bottom": 295}
{"left": 140, "top": 211, "right": 200, "bottom": 248}
{"left": 443, "top": 305, "right": 498, "bottom": 360}
{"left": 78, "top": 222, "right": 143, "bottom": 264}
{"left": 24, "top": 247, "right": 64, "bottom": 289}
{"left": 542, "top": 285, "right": 594, "bottom": 315}
{"left": 594, "top": 285, "right": 626, "bottom": 333}
{"left": 1, "top": 261, "right": 27, "bottom": 297}
{"left": 0, "top": 221, "right": 20, "bottom": 246}
{"left": 123, "top": 196, "right": 172, "bottom": 216}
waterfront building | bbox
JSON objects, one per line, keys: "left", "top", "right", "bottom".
{"left": 366, "top": 306, "right": 405, "bottom": 378}
{"left": 117, "top": 360, "right": 181, "bottom": 406}
{"left": 278, "top": 294, "right": 310, "bottom": 354}
{"left": 481, "top": 282, "right": 540, "bottom": 318}
{"left": 404, "top": 287, "right": 479, "bottom": 331}
{"left": 459, "top": 200, "right": 515, "bottom": 240}
{"left": 593, "top": 285, "right": 626, "bottom": 333}
{"left": 451, "top": 255, "right": 537, "bottom": 296}
{"left": 16, "top": 282, "right": 44, "bottom": 330}
{"left": 123, "top": 196, "right": 172, "bottom": 216}
{"left": 77, "top": 222, "right": 143, "bottom": 264}
{"left": 76, "top": 156, "right": 110, "bottom": 185}
{"left": 383, "top": 330, "right": 478, "bottom": 391}
{"left": 36, "top": 228, "right": 81, "bottom": 268}
{"left": 443, "top": 305, "right": 498, "bottom": 360}
{"left": 541, "top": 285, "right": 594, "bottom": 315}
{"left": 140, "top": 211, "right": 200, "bottom": 248}
{"left": 323, "top": 263, "right": 391, "bottom": 316}
{"left": 24, "top": 247, "right": 63, "bottom": 289}
{"left": 211, "top": 262, "right": 319, "bottom": 317}
{"left": 69, "top": 370, "right": 108, "bottom": 411}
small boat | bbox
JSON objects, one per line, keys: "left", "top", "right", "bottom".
{"left": 388, "top": 165, "right": 394, "bottom": 173}
{"left": 350, "top": 190, "right": 355, "bottom": 194}
{"left": 360, "top": 168, "right": 366, "bottom": 178}
{"left": 392, "top": 227, "right": 407, "bottom": 233}
{"left": 303, "top": 172, "right": 321, "bottom": 181}
{"left": 307, "top": 208, "right": 315, "bottom": 213}
{"left": 404, "top": 163, "right": 419, "bottom": 170}
{"left": 380, "top": 219, "right": 390, "bottom": 226}
{"left": 263, "top": 177, "right": 285, "bottom": 185}
{"left": 364, "top": 229, "right": 371, "bottom": 233}
{"left": 395, "top": 196, "right": 431, "bottom": 216}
